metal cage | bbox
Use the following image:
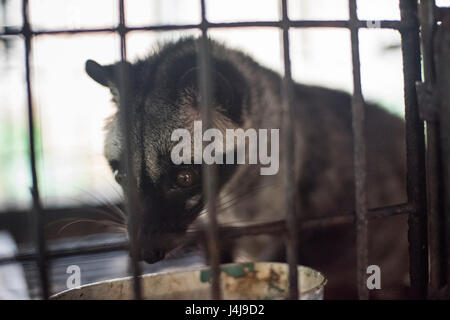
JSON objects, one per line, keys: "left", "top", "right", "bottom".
{"left": 0, "top": 0, "right": 449, "bottom": 300}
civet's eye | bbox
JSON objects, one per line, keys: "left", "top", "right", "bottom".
{"left": 114, "top": 169, "right": 125, "bottom": 185}
{"left": 109, "top": 161, "right": 124, "bottom": 185}
{"left": 176, "top": 169, "right": 198, "bottom": 188}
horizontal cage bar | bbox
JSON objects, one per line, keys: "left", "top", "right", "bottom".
{"left": 0, "top": 19, "right": 411, "bottom": 37}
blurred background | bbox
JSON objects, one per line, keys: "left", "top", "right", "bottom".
{"left": 0, "top": 0, "right": 449, "bottom": 297}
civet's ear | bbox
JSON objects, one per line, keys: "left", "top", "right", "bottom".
{"left": 85, "top": 59, "right": 115, "bottom": 87}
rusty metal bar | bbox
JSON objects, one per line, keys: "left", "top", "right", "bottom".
{"left": 349, "top": 0, "right": 369, "bottom": 300}
{"left": 418, "top": 0, "right": 447, "bottom": 295}
{"left": 280, "top": 0, "right": 299, "bottom": 300}
{"left": 0, "top": 241, "right": 128, "bottom": 267}
{"left": 198, "top": 0, "right": 222, "bottom": 300}
{"left": 0, "top": 20, "right": 413, "bottom": 38}
{"left": 0, "top": 202, "right": 414, "bottom": 267}
{"left": 117, "top": 0, "right": 142, "bottom": 300}
{"left": 191, "top": 203, "right": 414, "bottom": 242}
{"left": 399, "top": 0, "right": 429, "bottom": 299}
{"left": 433, "top": 10, "right": 450, "bottom": 300}
{"left": 21, "top": 0, "right": 50, "bottom": 300}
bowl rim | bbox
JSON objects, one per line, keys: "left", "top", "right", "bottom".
{"left": 51, "top": 261, "right": 327, "bottom": 299}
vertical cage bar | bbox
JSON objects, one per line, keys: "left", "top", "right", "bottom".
{"left": 281, "top": 0, "right": 299, "bottom": 300}
{"left": 433, "top": 9, "right": 450, "bottom": 299}
{"left": 199, "top": 0, "right": 222, "bottom": 300}
{"left": 399, "top": 0, "right": 429, "bottom": 299}
{"left": 117, "top": 0, "right": 142, "bottom": 300}
{"left": 419, "top": 0, "right": 446, "bottom": 294}
{"left": 349, "top": 0, "right": 369, "bottom": 300}
{"left": 22, "top": 0, "right": 50, "bottom": 299}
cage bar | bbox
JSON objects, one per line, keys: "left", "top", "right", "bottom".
{"left": 399, "top": 0, "right": 429, "bottom": 299}
{"left": 0, "top": 20, "right": 413, "bottom": 38}
{"left": 198, "top": 0, "right": 222, "bottom": 300}
{"left": 0, "top": 203, "right": 415, "bottom": 267}
{"left": 433, "top": 8, "right": 450, "bottom": 299}
{"left": 418, "top": 0, "right": 447, "bottom": 295}
{"left": 117, "top": 0, "right": 142, "bottom": 300}
{"left": 21, "top": 0, "right": 50, "bottom": 300}
{"left": 348, "top": 0, "right": 369, "bottom": 300}
{"left": 280, "top": 0, "right": 300, "bottom": 301}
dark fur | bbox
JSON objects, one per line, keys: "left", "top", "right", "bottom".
{"left": 86, "top": 37, "right": 409, "bottom": 299}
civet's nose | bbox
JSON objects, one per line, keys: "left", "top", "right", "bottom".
{"left": 140, "top": 247, "right": 166, "bottom": 264}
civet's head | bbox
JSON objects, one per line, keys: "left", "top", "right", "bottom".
{"left": 85, "top": 38, "right": 248, "bottom": 263}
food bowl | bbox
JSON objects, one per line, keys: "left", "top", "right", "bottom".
{"left": 51, "top": 262, "right": 326, "bottom": 300}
